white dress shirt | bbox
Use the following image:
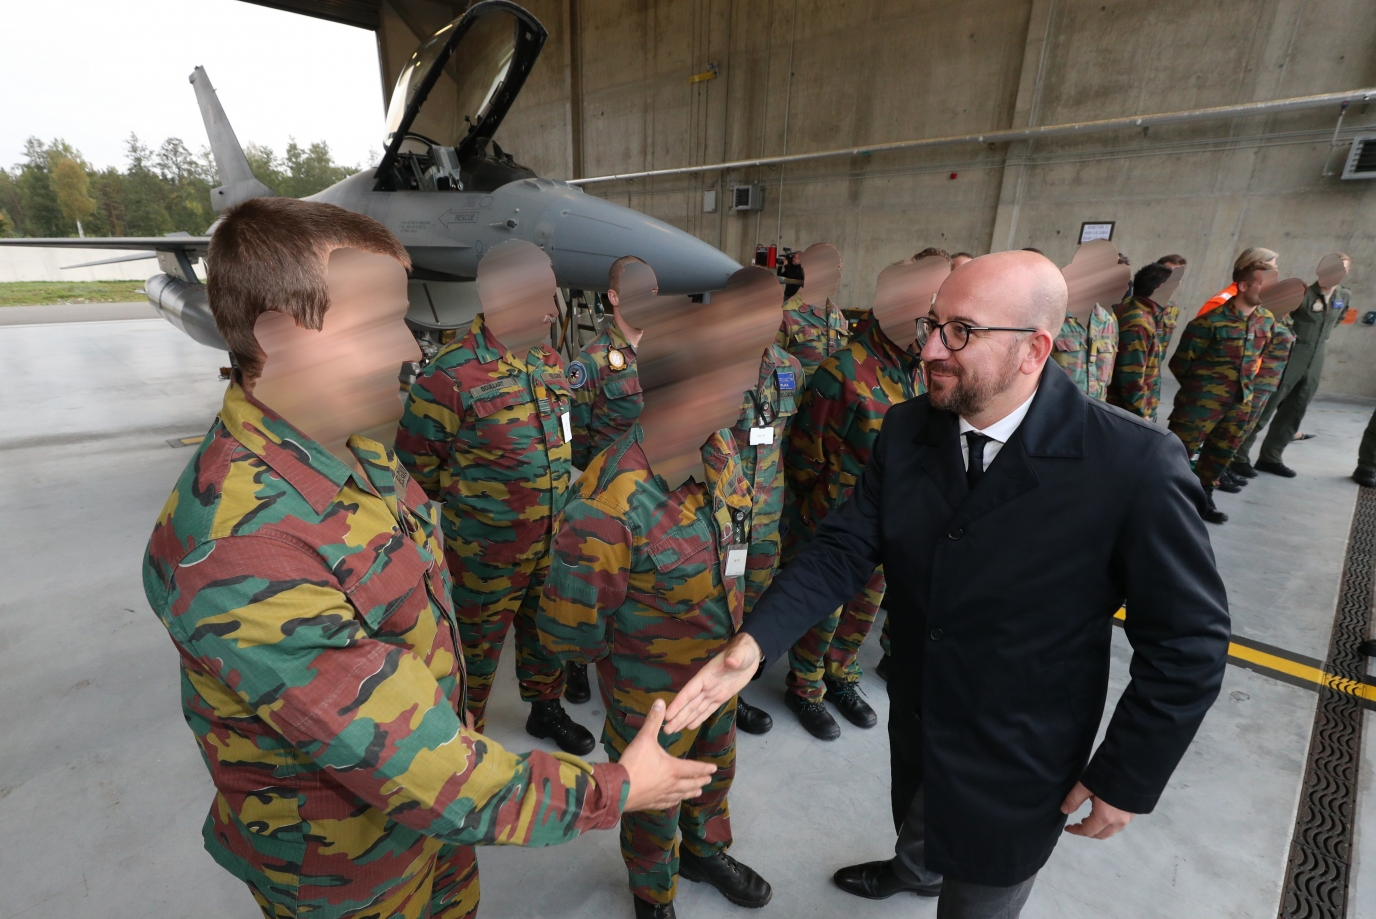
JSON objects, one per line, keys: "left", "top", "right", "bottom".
{"left": 958, "top": 388, "right": 1038, "bottom": 472}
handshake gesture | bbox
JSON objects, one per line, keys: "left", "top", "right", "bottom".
{"left": 619, "top": 633, "right": 762, "bottom": 811}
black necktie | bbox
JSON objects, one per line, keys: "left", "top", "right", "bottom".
{"left": 965, "top": 432, "right": 992, "bottom": 490}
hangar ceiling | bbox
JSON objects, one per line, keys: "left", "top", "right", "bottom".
{"left": 239, "top": 0, "right": 475, "bottom": 108}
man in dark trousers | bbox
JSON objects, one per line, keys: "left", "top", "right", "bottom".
{"left": 665, "top": 250, "right": 1230, "bottom": 918}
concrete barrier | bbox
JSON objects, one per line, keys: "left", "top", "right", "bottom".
{"left": 0, "top": 246, "right": 159, "bottom": 282}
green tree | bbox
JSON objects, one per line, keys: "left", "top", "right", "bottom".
{"left": 243, "top": 139, "right": 354, "bottom": 198}
{"left": 52, "top": 157, "right": 96, "bottom": 236}
{"left": 3, "top": 133, "right": 355, "bottom": 237}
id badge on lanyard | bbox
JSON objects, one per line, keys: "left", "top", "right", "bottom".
{"left": 724, "top": 506, "right": 750, "bottom": 577}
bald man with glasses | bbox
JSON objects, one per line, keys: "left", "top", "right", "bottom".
{"left": 666, "top": 251, "right": 1230, "bottom": 918}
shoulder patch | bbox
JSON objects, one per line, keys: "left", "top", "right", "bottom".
{"left": 567, "top": 360, "right": 589, "bottom": 389}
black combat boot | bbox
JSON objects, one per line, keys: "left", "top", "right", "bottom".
{"left": 874, "top": 654, "right": 891, "bottom": 683}
{"left": 1255, "top": 459, "right": 1297, "bottom": 478}
{"left": 785, "top": 691, "right": 840, "bottom": 740}
{"left": 526, "top": 699, "right": 596, "bottom": 755}
{"left": 1354, "top": 467, "right": 1376, "bottom": 488}
{"left": 735, "top": 698, "right": 773, "bottom": 735}
{"left": 1215, "top": 474, "right": 1241, "bottom": 494}
{"left": 823, "top": 674, "right": 877, "bottom": 728}
{"left": 564, "top": 662, "right": 591, "bottom": 704}
{"left": 679, "top": 849, "right": 772, "bottom": 908}
{"left": 1224, "top": 469, "right": 1248, "bottom": 488}
{"left": 1230, "top": 460, "right": 1258, "bottom": 478}
{"left": 1199, "top": 488, "right": 1228, "bottom": 525}
{"left": 632, "top": 896, "right": 676, "bottom": 919}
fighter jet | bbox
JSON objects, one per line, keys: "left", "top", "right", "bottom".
{"left": 0, "top": 0, "right": 739, "bottom": 354}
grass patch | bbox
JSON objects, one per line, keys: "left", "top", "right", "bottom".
{"left": 0, "top": 280, "right": 148, "bottom": 308}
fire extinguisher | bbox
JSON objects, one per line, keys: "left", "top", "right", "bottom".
{"left": 767, "top": 244, "right": 777, "bottom": 269}
{"left": 755, "top": 245, "right": 768, "bottom": 267}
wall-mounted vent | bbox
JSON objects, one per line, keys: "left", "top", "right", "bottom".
{"left": 1341, "top": 135, "right": 1376, "bottom": 180}
{"left": 732, "top": 185, "right": 765, "bottom": 211}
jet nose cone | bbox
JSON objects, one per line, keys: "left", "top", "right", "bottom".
{"left": 536, "top": 186, "right": 740, "bottom": 294}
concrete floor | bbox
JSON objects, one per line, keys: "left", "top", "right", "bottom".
{"left": 2, "top": 314, "right": 1374, "bottom": 918}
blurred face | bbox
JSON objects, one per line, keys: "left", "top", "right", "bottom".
{"left": 872, "top": 257, "right": 950, "bottom": 350}
{"left": 920, "top": 254, "right": 1056, "bottom": 418}
{"left": 798, "top": 243, "right": 842, "bottom": 306}
{"left": 1062, "top": 240, "right": 1130, "bottom": 324}
{"left": 479, "top": 243, "right": 558, "bottom": 358}
{"left": 1318, "top": 254, "right": 1350, "bottom": 289}
{"left": 637, "top": 267, "right": 783, "bottom": 488}
{"left": 610, "top": 261, "right": 660, "bottom": 331}
{"left": 251, "top": 248, "right": 418, "bottom": 452}
{"left": 1235, "top": 269, "right": 1273, "bottom": 308}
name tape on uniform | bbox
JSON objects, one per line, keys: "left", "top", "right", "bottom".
{"left": 749, "top": 426, "right": 775, "bottom": 445}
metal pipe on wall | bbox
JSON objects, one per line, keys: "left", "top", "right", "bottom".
{"left": 568, "top": 86, "right": 1376, "bottom": 186}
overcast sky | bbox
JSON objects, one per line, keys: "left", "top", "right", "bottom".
{"left": 1, "top": 0, "right": 384, "bottom": 172}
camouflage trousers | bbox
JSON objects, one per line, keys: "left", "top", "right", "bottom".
{"left": 602, "top": 673, "right": 737, "bottom": 905}
{"left": 742, "top": 525, "right": 784, "bottom": 616}
{"left": 247, "top": 844, "right": 478, "bottom": 919}
{"left": 1169, "top": 397, "right": 1251, "bottom": 489}
{"left": 786, "top": 566, "right": 886, "bottom": 701}
{"left": 449, "top": 551, "right": 566, "bottom": 731}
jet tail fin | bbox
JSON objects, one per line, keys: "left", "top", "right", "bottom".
{"left": 190, "top": 66, "right": 275, "bottom": 213}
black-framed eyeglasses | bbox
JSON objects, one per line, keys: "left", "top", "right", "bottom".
{"left": 915, "top": 317, "right": 1038, "bottom": 352}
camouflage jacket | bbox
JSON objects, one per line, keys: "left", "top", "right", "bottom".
{"left": 568, "top": 320, "right": 642, "bottom": 470}
{"left": 536, "top": 427, "right": 752, "bottom": 730}
{"left": 1168, "top": 298, "right": 1294, "bottom": 407}
{"left": 786, "top": 314, "right": 924, "bottom": 533}
{"left": 143, "top": 384, "right": 626, "bottom": 917}
{"left": 1051, "top": 304, "right": 1118, "bottom": 401}
{"left": 731, "top": 344, "right": 805, "bottom": 544}
{"left": 777, "top": 295, "right": 850, "bottom": 384}
{"left": 396, "top": 313, "right": 574, "bottom": 568}
{"left": 1107, "top": 295, "right": 1175, "bottom": 419}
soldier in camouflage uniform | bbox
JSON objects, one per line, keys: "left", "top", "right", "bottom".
{"left": 782, "top": 258, "right": 944, "bottom": 739}
{"left": 1051, "top": 302, "right": 1118, "bottom": 400}
{"left": 538, "top": 270, "right": 780, "bottom": 919}
{"left": 1107, "top": 262, "right": 1181, "bottom": 420}
{"left": 568, "top": 256, "right": 652, "bottom": 470}
{"left": 141, "top": 200, "right": 712, "bottom": 919}
{"left": 778, "top": 242, "right": 851, "bottom": 383}
{"left": 1168, "top": 261, "right": 1293, "bottom": 524}
{"left": 1237, "top": 257, "right": 1353, "bottom": 478}
{"left": 396, "top": 240, "right": 594, "bottom": 754}
{"left": 725, "top": 341, "right": 805, "bottom": 735}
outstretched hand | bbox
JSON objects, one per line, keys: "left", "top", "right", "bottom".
{"left": 663, "top": 632, "right": 762, "bottom": 734}
{"left": 620, "top": 699, "right": 717, "bottom": 812}
{"left": 1060, "top": 781, "right": 1134, "bottom": 839}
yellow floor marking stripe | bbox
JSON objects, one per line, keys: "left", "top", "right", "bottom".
{"left": 1114, "top": 607, "right": 1374, "bottom": 703}
{"left": 179, "top": 436, "right": 205, "bottom": 446}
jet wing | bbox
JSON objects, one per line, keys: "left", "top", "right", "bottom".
{"left": 0, "top": 236, "right": 211, "bottom": 283}
{"left": 0, "top": 237, "right": 211, "bottom": 251}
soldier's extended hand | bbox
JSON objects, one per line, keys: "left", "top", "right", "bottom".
{"left": 620, "top": 699, "right": 717, "bottom": 812}
{"left": 664, "top": 632, "right": 762, "bottom": 734}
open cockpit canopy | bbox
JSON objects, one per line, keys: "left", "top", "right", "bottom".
{"left": 376, "top": 0, "right": 545, "bottom": 192}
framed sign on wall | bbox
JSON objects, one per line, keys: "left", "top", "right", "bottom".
{"left": 1079, "top": 222, "right": 1114, "bottom": 243}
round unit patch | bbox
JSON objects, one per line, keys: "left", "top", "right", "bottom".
{"left": 608, "top": 348, "right": 628, "bottom": 371}
{"left": 567, "top": 359, "right": 589, "bottom": 389}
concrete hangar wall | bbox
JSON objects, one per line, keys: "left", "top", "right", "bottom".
{"left": 482, "top": 0, "right": 1376, "bottom": 398}
{"left": 262, "top": 0, "right": 1376, "bottom": 396}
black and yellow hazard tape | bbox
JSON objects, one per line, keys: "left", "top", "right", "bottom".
{"left": 1112, "top": 608, "right": 1376, "bottom": 709}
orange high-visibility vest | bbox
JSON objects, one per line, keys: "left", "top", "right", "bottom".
{"left": 1197, "top": 283, "right": 1236, "bottom": 317}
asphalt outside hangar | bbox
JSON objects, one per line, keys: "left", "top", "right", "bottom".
{"left": 5, "top": 1, "right": 1376, "bottom": 917}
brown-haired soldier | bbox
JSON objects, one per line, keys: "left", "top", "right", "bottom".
{"left": 143, "top": 197, "right": 715, "bottom": 919}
